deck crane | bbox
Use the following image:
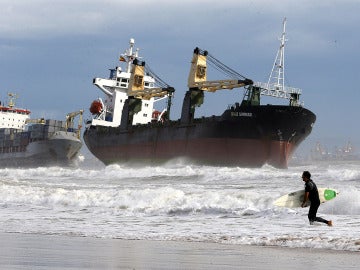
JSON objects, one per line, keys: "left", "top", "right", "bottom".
{"left": 181, "top": 47, "right": 253, "bottom": 124}
{"left": 187, "top": 47, "right": 253, "bottom": 92}
{"left": 120, "top": 59, "right": 174, "bottom": 128}
{"left": 128, "top": 59, "right": 174, "bottom": 100}
{"left": 65, "top": 110, "right": 84, "bottom": 139}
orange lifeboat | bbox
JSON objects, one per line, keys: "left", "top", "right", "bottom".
{"left": 89, "top": 100, "right": 103, "bottom": 115}
{"left": 152, "top": 110, "right": 161, "bottom": 120}
{"left": 152, "top": 110, "right": 165, "bottom": 123}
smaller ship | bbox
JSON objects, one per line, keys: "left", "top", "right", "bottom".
{"left": 310, "top": 141, "right": 359, "bottom": 161}
{"left": 0, "top": 93, "right": 83, "bottom": 167}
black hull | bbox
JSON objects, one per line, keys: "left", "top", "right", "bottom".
{"left": 84, "top": 105, "right": 316, "bottom": 168}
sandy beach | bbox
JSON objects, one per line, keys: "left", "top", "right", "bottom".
{"left": 0, "top": 232, "right": 358, "bottom": 270}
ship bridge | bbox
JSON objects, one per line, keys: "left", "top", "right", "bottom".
{"left": 0, "top": 93, "right": 30, "bottom": 130}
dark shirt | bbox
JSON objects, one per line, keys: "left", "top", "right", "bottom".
{"left": 304, "top": 179, "right": 320, "bottom": 204}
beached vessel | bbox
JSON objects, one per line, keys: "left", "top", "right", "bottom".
{"left": 0, "top": 93, "right": 83, "bottom": 167}
{"left": 84, "top": 20, "right": 316, "bottom": 168}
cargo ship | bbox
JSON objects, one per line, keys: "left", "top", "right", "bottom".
{"left": 0, "top": 93, "right": 83, "bottom": 167}
{"left": 310, "top": 141, "right": 359, "bottom": 161}
{"left": 84, "top": 19, "right": 316, "bottom": 168}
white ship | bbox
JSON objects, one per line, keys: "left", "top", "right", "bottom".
{"left": 0, "top": 93, "right": 83, "bottom": 167}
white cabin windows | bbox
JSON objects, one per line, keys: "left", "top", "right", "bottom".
{"left": 120, "top": 78, "right": 128, "bottom": 88}
{"left": 114, "top": 77, "right": 129, "bottom": 88}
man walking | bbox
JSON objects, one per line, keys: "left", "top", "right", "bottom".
{"left": 301, "top": 171, "right": 332, "bottom": 226}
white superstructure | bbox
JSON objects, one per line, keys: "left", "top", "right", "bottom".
{"left": 89, "top": 38, "right": 160, "bottom": 127}
{"left": 0, "top": 93, "right": 30, "bottom": 130}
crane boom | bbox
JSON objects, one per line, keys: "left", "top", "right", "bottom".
{"left": 187, "top": 47, "right": 252, "bottom": 92}
{"left": 189, "top": 79, "right": 251, "bottom": 92}
{"left": 128, "top": 59, "right": 174, "bottom": 100}
{"left": 66, "top": 110, "right": 84, "bottom": 139}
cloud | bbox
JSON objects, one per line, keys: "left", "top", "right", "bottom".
{"left": 0, "top": 1, "right": 109, "bottom": 39}
{"left": 0, "top": 0, "right": 358, "bottom": 51}
{"left": 1, "top": 0, "right": 356, "bottom": 39}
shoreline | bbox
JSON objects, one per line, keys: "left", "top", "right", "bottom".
{"left": 0, "top": 232, "right": 359, "bottom": 269}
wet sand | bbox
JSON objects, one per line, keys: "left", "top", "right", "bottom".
{"left": 0, "top": 232, "right": 358, "bottom": 269}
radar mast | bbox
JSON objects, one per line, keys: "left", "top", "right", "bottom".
{"left": 254, "top": 18, "right": 301, "bottom": 105}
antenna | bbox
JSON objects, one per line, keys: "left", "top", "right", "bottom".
{"left": 267, "top": 17, "right": 287, "bottom": 90}
{"left": 253, "top": 18, "right": 301, "bottom": 103}
{"left": 7, "top": 92, "right": 19, "bottom": 108}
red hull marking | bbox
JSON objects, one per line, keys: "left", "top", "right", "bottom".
{"left": 90, "top": 138, "right": 295, "bottom": 168}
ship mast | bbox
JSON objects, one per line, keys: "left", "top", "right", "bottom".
{"left": 7, "top": 93, "right": 18, "bottom": 108}
{"left": 121, "top": 38, "right": 139, "bottom": 73}
{"left": 253, "top": 18, "right": 301, "bottom": 104}
{"left": 267, "top": 17, "right": 287, "bottom": 91}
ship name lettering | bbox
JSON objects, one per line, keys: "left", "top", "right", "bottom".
{"left": 231, "top": 112, "right": 252, "bottom": 117}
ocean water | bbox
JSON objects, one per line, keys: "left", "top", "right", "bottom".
{"left": 1, "top": 158, "right": 359, "bottom": 252}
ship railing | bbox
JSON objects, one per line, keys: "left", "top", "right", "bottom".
{"left": 254, "top": 82, "right": 301, "bottom": 100}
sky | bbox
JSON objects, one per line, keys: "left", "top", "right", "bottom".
{"left": 1, "top": 0, "right": 360, "bottom": 153}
